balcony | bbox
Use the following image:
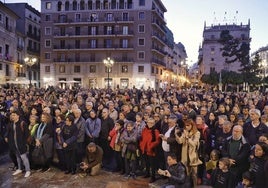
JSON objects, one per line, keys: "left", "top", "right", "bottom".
{"left": 0, "top": 54, "right": 13, "bottom": 62}
{"left": 152, "top": 19, "right": 166, "bottom": 33}
{"left": 53, "top": 44, "right": 134, "bottom": 51}
{"left": 5, "top": 25, "right": 13, "bottom": 32}
{"left": 54, "top": 16, "right": 135, "bottom": 26}
{"left": 17, "top": 73, "right": 26, "bottom": 77}
{"left": 151, "top": 46, "right": 166, "bottom": 56}
{"left": 152, "top": 33, "right": 166, "bottom": 45}
{"left": 27, "top": 32, "right": 40, "bottom": 40}
{"left": 151, "top": 58, "right": 166, "bottom": 67}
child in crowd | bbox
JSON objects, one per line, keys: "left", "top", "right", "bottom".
{"left": 205, "top": 149, "right": 220, "bottom": 184}
{"left": 211, "top": 157, "right": 235, "bottom": 188}
{"left": 236, "top": 171, "right": 255, "bottom": 188}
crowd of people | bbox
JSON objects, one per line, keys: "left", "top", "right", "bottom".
{"left": 0, "top": 86, "right": 268, "bottom": 188}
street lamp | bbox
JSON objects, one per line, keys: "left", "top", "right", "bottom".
{"left": 103, "top": 57, "right": 114, "bottom": 90}
{"left": 24, "top": 57, "right": 37, "bottom": 87}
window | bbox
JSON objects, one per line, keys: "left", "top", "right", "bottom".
{"left": 45, "top": 66, "right": 50, "bottom": 73}
{"left": 156, "top": 68, "right": 159, "bottom": 74}
{"left": 106, "top": 26, "right": 113, "bottom": 35}
{"left": 75, "top": 40, "right": 80, "bottom": 48}
{"left": 122, "top": 12, "right": 128, "bottom": 21}
{"left": 90, "top": 26, "right": 97, "bottom": 35}
{"left": 0, "top": 13, "right": 2, "bottom": 23}
{"left": 210, "top": 47, "right": 215, "bottom": 55}
{"left": 151, "top": 66, "right": 154, "bottom": 74}
{"left": 138, "top": 51, "right": 145, "bottom": 59}
{"left": 122, "top": 65, "right": 128, "bottom": 73}
{"left": 105, "top": 39, "right": 112, "bottom": 48}
{"left": 45, "top": 27, "right": 51, "bottom": 35}
{"left": 75, "top": 27, "right": 80, "bottom": 35}
{"left": 210, "top": 67, "right": 215, "bottom": 73}
{"left": 123, "top": 26, "right": 128, "bottom": 35}
{"left": 211, "top": 58, "right": 214, "bottom": 61}
{"left": 139, "top": 12, "right": 145, "bottom": 20}
{"left": 138, "top": 25, "right": 145, "bottom": 33}
{"left": 45, "top": 40, "right": 51, "bottom": 47}
{"left": 89, "top": 65, "right": 96, "bottom": 73}
{"left": 59, "top": 65, "right": 65, "bottom": 73}
{"left": 90, "top": 39, "right": 97, "bottom": 48}
{"left": 138, "top": 38, "right": 145, "bottom": 46}
{"left": 105, "top": 67, "right": 112, "bottom": 73}
{"left": 139, "top": 0, "right": 145, "bottom": 6}
{"left": 73, "top": 1, "right": 78, "bottom": 10}
{"left": 122, "top": 39, "right": 128, "bottom": 48}
{"left": 45, "top": 52, "right": 51, "bottom": 59}
{"left": 75, "top": 14, "right": 81, "bottom": 22}
{"left": 74, "top": 65, "right": 81, "bottom": 73}
{"left": 106, "top": 13, "right": 113, "bottom": 21}
{"left": 138, "top": 66, "right": 144, "bottom": 73}
{"left": 46, "top": 2, "right": 52, "bottom": 9}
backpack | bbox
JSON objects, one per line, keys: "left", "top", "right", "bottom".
{"left": 20, "top": 121, "right": 33, "bottom": 144}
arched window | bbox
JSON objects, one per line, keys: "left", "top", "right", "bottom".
{"left": 34, "top": 27, "right": 37, "bottom": 36}
{"left": 104, "top": 0, "right": 108, "bottom": 9}
{"left": 73, "top": 0, "right": 77, "bottom": 10}
{"left": 80, "top": 0, "right": 85, "bottom": 10}
{"left": 119, "top": 0, "right": 124, "bottom": 9}
{"left": 57, "top": 1, "right": 62, "bottom": 11}
{"left": 96, "top": 0, "right": 101, "bottom": 9}
{"left": 88, "top": 0, "right": 92, "bottom": 10}
{"left": 65, "top": 1, "right": 69, "bottom": 11}
{"left": 28, "top": 24, "right": 32, "bottom": 34}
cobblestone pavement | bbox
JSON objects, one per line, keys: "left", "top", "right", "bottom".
{"left": 0, "top": 154, "right": 211, "bottom": 188}
{"left": 0, "top": 154, "right": 149, "bottom": 188}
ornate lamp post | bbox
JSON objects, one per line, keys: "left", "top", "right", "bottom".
{"left": 24, "top": 57, "right": 37, "bottom": 87}
{"left": 103, "top": 57, "right": 114, "bottom": 89}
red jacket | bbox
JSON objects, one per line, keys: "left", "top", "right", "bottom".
{"left": 139, "top": 126, "right": 161, "bottom": 156}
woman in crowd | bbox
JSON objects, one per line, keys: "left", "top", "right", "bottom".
{"left": 54, "top": 114, "right": 66, "bottom": 171}
{"left": 28, "top": 114, "right": 39, "bottom": 168}
{"left": 175, "top": 119, "right": 202, "bottom": 187}
{"left": 34, "top": 112, "right": 53, "bottom": 172}
{"left": 57, "top": 114, "right": 78, "bottom": 175}
{"left": 109, "top": 120, "right": 125, "bottom": 173}
{"left": 248, "top": 142, "right": 268, "bottom": 188}
{"left": 85, "top": 110, "right": 101, "bottom": 144}
{"left": 121, "top": 121, "right": 138, "bottom": 179}
{"left": 139, "top": 117, "right": 161, "bottom": 183}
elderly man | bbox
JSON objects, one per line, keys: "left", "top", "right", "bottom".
{"left": 73, "top": 108, "right": 86, "bottom": 164}
{"left": 160, "top": 115, "right": 181, "bottom": 163}
{"left": 221, "top": 125, "right": 250, "bottom": 185}
{"left": 243, "top": 109, "right": 268, "bottom": 147}
{"left": 80, "top": 142, "right": 103, "bottom": 176}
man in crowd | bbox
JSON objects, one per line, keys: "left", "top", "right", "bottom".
{"left": 80, "top": 142, "right": 103, "bottom": 176}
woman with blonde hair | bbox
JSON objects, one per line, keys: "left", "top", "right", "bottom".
{"left": 175, "top": 119, "right": 202, "bottom": 187}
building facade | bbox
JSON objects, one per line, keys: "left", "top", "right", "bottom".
{"left": 0, "top": 2, "right": 19, "bottom": 85}
{"left": 199, "top": 20, "right": 251, "bottom": 75}
{"left": 7, "top": 3, "right": 41, "bottom": 87}
{"left": 40, "top": 0, "right": 186, "bottom": 89}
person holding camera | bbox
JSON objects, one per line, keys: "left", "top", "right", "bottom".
{"left": 79, "top": 142, "right": 103, "bottom": 177}
{"left": 175, "top": 119, "right": 202, "bottom": 187}
{"left": 158, "top": 153, "right": 191, "bottom": 188}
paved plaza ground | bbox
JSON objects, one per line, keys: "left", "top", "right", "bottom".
{"left": 0, "top": 153, "right": 211, "bottom": 188}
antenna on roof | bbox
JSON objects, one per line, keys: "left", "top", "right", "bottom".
{"left": 223, "top": 11, "right": 227, "bottom": 24}
{"left": 213, "top": 11, "right": 217, "bottom": 25}
{"left": 233, "top": 10, "right": 238, "bottom": 25}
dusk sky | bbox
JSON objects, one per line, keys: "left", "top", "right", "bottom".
{"left": 4, "top": 0, "right": 268, "bottom": 66}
